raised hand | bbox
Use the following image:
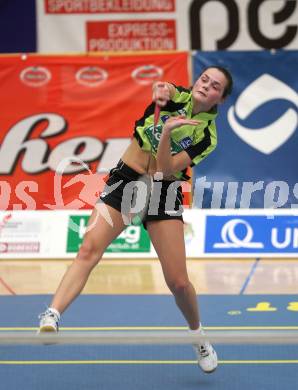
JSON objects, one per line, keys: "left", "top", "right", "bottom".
{"left": 152, "top": 82, "right": 171, "bottom": 107}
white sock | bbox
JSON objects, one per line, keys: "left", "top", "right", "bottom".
{"left": 48, "top": 307, "right": 60, "bottom": 320}
{"left": 188, "top": 323, "right": 205, "bottom": 337}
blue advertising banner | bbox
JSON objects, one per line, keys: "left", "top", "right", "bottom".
{"left": 192, "top": 51, "right": 298, "bottom": 208}
{"left": 205, "top": 215, "right": 298, "bottom": 254}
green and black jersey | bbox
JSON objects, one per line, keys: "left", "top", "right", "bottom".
{"left": 133, "top": 84, "right": 218, "bottom": 180}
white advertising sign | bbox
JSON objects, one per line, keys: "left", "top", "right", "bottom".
{"left": 36, "top": 0, "right": 298, "bottom": 52}
{"left": 1, "top": 209, "right": 298, "bottom": 259}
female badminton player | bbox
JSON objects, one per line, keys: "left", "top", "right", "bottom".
{"left": 39, "top": 66, "right": 233, "bottom": 374}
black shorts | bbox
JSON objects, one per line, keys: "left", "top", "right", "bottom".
{"left": 98, "top": 160, "right": 184, "bottom": 228}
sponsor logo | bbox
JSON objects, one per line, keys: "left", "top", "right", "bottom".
{"left": 179, "top": 136, "right": 192, "bottom": 149}
{"left": 0, "top": 113, "right": 130, "bottom": 175}
{"left": 0, "top": 112, "right": 132, "bottom": 210}
{"left": 20, "top": 66, "right": 51, "bottom": 87}
{"left": 205, "top": 216, "right": 298, "bottom": 253}
{"left": 66, "top": 216, "right": 150, "bottom": 253}
{"left": 76, "top": 66, "right": 108, "bottom": 87}
{"left": 0, "top": 213, "right": 12, "bottom": 232}
{"left": 161, "top": 114, "right": 170, "bottom": 123}
{"left": 213, "top": 218, "right": 263, "bottom": 249}
{"left": 45, "top": 0, "right": 175, "bottom": 13}
{"left": 177, "top": 109, "right": 187, "bottom": 116}
{"left": 228, "top": 74, "right": 298, "bottom": 154}
{"left": 0, "top": 242, "right": 40, "bottom": 253}
{"left": 144, "top": 125, "right": 183, "bottom": 154}
{"left": 190, "top": 0, "right": 298, "bottom": 50}
{"left": 87, "top": 20, "right": 176, "bottom": 51}
{"left": 131, "top": 65, "right": 163, "bottom": 85}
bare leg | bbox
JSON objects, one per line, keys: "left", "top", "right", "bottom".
{"left": 51, "top": 203, "right": 126, "bottom": 314}
{"left": 147, "top": 219, "right": 200, "bottom": 330}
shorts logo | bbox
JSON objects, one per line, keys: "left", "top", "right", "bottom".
{"left": 179, "top": 137, "right": 192, "bottom": 149}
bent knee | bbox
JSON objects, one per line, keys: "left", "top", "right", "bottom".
{"left": 77, "top": 241, "right": 101, "bottom": 264}
{"left": 167, "top": 278, "right": 190, "bottom": 295}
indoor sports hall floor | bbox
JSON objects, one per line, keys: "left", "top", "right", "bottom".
{"left": 1, "top": 258, "right": 298, "bottom": 390}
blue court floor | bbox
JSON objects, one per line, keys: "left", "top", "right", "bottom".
{"left": 1, "top": 295, "right": 298, "bottom": 390}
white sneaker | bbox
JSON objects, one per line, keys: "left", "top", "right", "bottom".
{"left": 38, "top": 308, "right": 60, "bottom": 333}
{"left": 194, "top": 340, "right": 218, "bottom": 373}
{"left": 191, "top": 326, "right": 218, "bottom": 373}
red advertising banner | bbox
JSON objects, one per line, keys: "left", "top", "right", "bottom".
{"left": 0, "top": 52, "right": 189, "bottom": 210}
{"left": 45, "top": 0, "right": 176, "bottom": 13}
{"left": 87, "top": 20, "right": 176, "bottom": 51}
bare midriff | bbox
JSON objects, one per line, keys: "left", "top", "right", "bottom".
{"left": 121, "top": 138, "right": 176, "bottom": 180}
